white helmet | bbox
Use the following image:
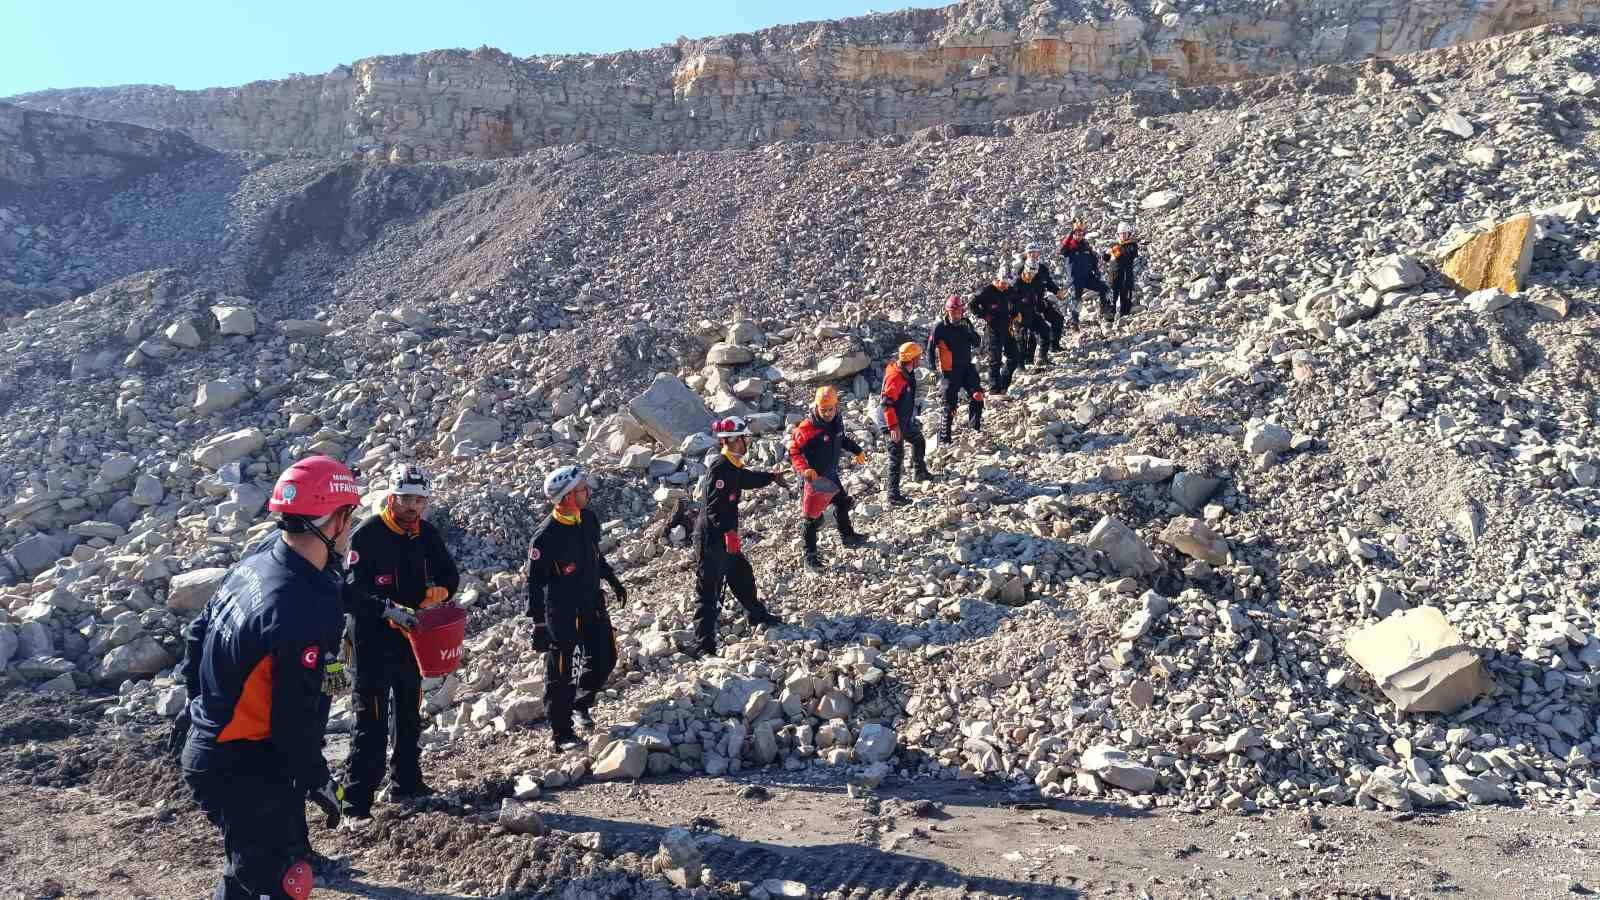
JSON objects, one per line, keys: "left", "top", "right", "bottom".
{"left": 543, "top": 464, "right": 587, "bottom": 502}
{"left": 390, "top": 463, "right": 432, "bottom": 498}
{"left": 1025, "top": 242, "right": 1042, "bottom": 255}
{"left": 1117, "top": 221, "right": 1135, "bottom": 236}
{"left": 711, "top": 416, "right": 750, "bottom": 440}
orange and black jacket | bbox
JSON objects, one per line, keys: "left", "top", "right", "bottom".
{"left": 969, "top": 283, "right": 1013, "bottom": 325}
{"left": 346, "top": 512, "right": 459, "bottom": 623}
{"left": 180, "top": 534, "right": 345, "bottom": 788}
{"left": 696, "top": 451, "right": 778, "bottom": 541}
{"left": 1104, "top": 239, "right": 1140, "bottom": 281}
{"left": 525, "top": 508, "right": 622, "bottom": 641}
{"left": 881, "top": 363, "right": 918, "bottom": 431}
{"left": 788, "top": 411, "right": 861, "bottom": 481}
{"left": 927, "top": 317, "right": 979, "bottom": 375}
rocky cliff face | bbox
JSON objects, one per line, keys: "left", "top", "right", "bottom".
{"left": 0, "top": 102, "right": 209, "bottom": 189}
{"left": 7, "top": 0, "right": 1600, "bottom": 162}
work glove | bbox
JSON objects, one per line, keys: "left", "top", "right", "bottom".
{"left": 724, "top": 531, "right": 744, "bottom": 555}
{"left": 382, "top": 603, "right": 417, "bottom": 632}
{"left": 802, "top": 468, "right": 818, "bottom": 482}
{"left": 423, "top": 586, "right": 450, "bottom": 607}
{"left": 166, "top": 707, "right": 191, "bottom": 763}
{"left": 607, "top": 577, "right": 628, "bottom": 606}
{"left": 309, "top": 779, "right": 344, "bottom": 829}
{"left": 772, "top": 470, "right": 790, "bottom": 490}
{"left": 854, "top": 453, "right": 867, "bottom": 466}
{"left": 888, "top": 427, "right": 902, "bottom": 444}
{"left": 531, "top": 624, "right": 553, "bottom": 652}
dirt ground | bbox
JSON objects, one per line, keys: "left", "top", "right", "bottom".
{"left": 2, "top": 691, "right": 1598, "bottom": 899}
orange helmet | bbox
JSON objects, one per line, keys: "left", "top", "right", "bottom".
{"left": 897, "top": 342, "right": 922, "bottom": 364}
{"left": 814, "top": 386, "right": 838, "bottom": 410}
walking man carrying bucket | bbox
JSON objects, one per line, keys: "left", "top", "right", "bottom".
{"left": 341, "top": 463, "right": 460, "bottom": 823}
{"left": 525, "top": 464, "right": 626, "bottom": 752}
{"left": 788, "top": 386, "right": 870, "bottom": 572}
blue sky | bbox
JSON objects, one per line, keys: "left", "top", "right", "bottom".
{"left": 1, "top": 1, "right": 942, "bottom": 97}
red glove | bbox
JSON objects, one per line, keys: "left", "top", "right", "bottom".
{"left": 724, "top": 532, "right": 743, "bottom": 555}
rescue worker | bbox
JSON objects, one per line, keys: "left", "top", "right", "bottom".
{"left": 179, "top": 455, "right": 361, "bottom": 899}
{"left": 969, "top": 267, "right": 1022, "bottom": 394}
{"left": 926, "top": 294, "right": 985, "bottom": 442}
{"left": 881, "top": 342, "right": 933, "bottom": 505}
{"left": 1013, "top": 259, "right": 1057, "bottom": 366}
{"left": 1059, "top": 223, "right": 1109, "bottom": 329}
{"left": 340, "top": 463, "right": 460, "bottom": 822}
{"left": 789, "top": 386, "right": 867, "bottom": 571}
{"left": 1104, "top": 221, "right": 1141, "bottom": 323}
{"left": 1023, "top": 242, "right": 1068, "bottom": 352}
{"left": 525, "top": 465, "right": 625, "bottom": 751}
{"left": 693, "top": 416, "right": 789, "bottom": 656}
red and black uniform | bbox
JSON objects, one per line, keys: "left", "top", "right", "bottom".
{"left": 342, "top": 509, "right": 459, "bottom": 813}
{"left": 1060, "top": 236, "right": 1108, "bottom": 324}
{"left": 927, "top": 316, "right": 984, "bottom": 440}
{"left": 788, "top": 410, "right": 864, "bottom": 560}
{"left": 1104, "top": 239, "right": 1141, "bottom": 319}
{"left": 881, "top": 361, "right": 929, "bottom": 498}
{"left": 525, "top": 508, "right": 621, "bottom": 739}
{"left": 969, "top": 282, "right": 1022, "bottom": 392}
{"left": 179, "top": 534, "right": 345, "bottom": 900}
{"left": 1013, "top": 268, "right": 1060, "bottom": 365}
{"left": 693, "top": 450, "right": 781, "bottom": 654}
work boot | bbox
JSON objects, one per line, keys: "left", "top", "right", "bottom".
{"left": 836, "top": 505, "right": 868, "bottom": 548}
{"left": 802, "top": 518, "right": 824, "bottom": 571}
{"left": 572, "top": 691, "right": 597, "bottom": 729}
{"left": 391, "top": 780, "right": 435, "bottom": 801}
{"left": 887, "top": 491, "right": 912, "bottom": 506}
{"left": 751, "top": 611, "right": 785, "bottom": 629}
{"left": 914, "top": 462, "right": 935, "bottom": 483}
{"left": 551, "top": 732, "right": 583, "bottom": 752}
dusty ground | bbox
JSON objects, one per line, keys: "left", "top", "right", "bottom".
{"left": 3, "top": 693, "right": 1598, "bottom": 900}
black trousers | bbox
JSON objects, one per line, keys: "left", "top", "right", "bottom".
{"left": 346, "top": 618, "right": 422, "bottom": 809}
{"left": 1022, "top": 311, "right": 1052, "bottom": 364}
{"left": 182, "top": 742, "right": 311, "bottom": 900}
{"left": 1110, "top": 275, "right": 1135, "bottom": 317}
{"left": 985, "top": 323, "right": 1021, "bottom": 392}
{"left": 886, "top": 427, "right": 926, "bottom": 496}
{"left": 1071, "top": 277, "right": 1108, "bottom": 323}
{"left": 546, "top": 605, "right": 617, "bottom": 736}
{"left": 940, "top": 366, "right": 983, "bottom": 438}
{"left": 694, "top": 536, "right": 771, "bottom": 653}
{"left": 1040, "top": 300, "right": 1065, "bottom": 347}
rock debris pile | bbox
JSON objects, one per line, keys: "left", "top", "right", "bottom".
{"left": 1, "top": 22, "right": 1599, "bottom": 842}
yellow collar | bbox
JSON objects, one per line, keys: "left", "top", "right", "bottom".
{"left": 552, "top": 508, "right": 580, "bottom": 526}
{"left": 721, "top": 448, "right": 746, "bottom": 469}
{"left": 381, "top": 505, "right": 419, "bottom": 538}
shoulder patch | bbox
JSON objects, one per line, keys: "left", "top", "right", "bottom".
{"left": 715, "top": 479, "right": 724, "bottom": 489}
{"left": 301, "top": 646, "right": 319, "bottom": 669}
{"left": 528, "top": 546, "right": 541, "bottom": 561}
{"left": 345, "top": 549, "right": 360, "bottom": 566}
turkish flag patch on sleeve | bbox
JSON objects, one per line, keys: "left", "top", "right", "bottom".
{"left": 301, "top": 646, "right": 319, "bottom": 669}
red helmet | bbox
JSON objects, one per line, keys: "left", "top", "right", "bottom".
{"left": 712, "top": 416, "right": 750, "bottom": 440}
{"left": 269, "top": 455, "right": 361, "bottom": 518}
{"left": 945, "top": 294, "right": 965, "bottom": 313}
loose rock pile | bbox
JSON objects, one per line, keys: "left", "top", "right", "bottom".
{"left": 1, "top": 24, "right": 1598, "bottom": 832}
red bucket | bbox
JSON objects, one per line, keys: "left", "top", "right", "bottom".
{"left": 801, "top": 477, "right": 839, "bottom": 518}
{"left": 406, "top": 604, "right": 467, "bottom": 677}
